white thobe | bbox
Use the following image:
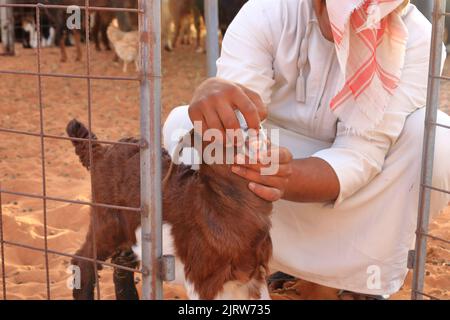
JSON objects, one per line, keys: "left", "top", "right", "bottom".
{"left": 162, "top": 0, "right": 450, "bottom": 295}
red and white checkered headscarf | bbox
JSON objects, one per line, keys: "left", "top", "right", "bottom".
{"left": 326, "top": 0, "right": 409, "bottom": 132}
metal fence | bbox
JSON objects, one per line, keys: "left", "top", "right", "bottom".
{"left": 0, "top": 0, "right": 163, "bottom": 300}
{"left": 410, "top": 0, "right": 450, "bottom": 301}
{"left": 4, "top": 0, "right": 447, "bottom": 302}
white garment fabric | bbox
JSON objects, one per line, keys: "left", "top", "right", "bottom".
{"left": 163, "top": 106, "right": 450, "bottom": 295}
{"left": 162, "top": 0, "right": 450, "bottom": 295}
{"left": 217, "top": 0, "right": 446, "bottom": 205}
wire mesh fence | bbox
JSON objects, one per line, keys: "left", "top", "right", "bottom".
{"left": 410, "top": 0, "right": 450, "bottom": 301}
{"left": 1, "top": 0, "right": 448, "bottom": 301}
{"left": 0, "top": 0, "right": 163, "bottom": 300}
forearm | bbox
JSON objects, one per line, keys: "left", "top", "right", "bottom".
{"left": 283, "top": 157, "right": 340, "bottom": 203}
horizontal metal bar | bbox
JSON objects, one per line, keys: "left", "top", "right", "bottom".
{"left": 431, "top": 75, "right": 450, "bottom": 82}
{"left": 0, "top": 189, "right": 141, "bottom": 213}
{"left": 0, "top": 69, "right": 140, "bottom": 81}
{"left": 419, "top": 232, "right": 450, "bottom": 245}
{"left": 0, "top": 3, "right": 143, "bottom": 13}
{"left": 422, "top": 184, "right": 450, "bottom": 195}
{"left": 0, "top": 127, "right": 141, "bottom": 148}
{"left": 1, "top": 240, "right": 144, "bottom": 274}
{"left": 427, "top": 121, "right": 450, "bottom": 130}
{"left": 411, "top": 290, "right": 440, "bottom": 300}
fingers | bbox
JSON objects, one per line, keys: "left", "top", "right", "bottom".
{"left": 249, "top": 182, "right": 283, "bottom": 202}
{"left": 202, "top": 106, "right": 225, "bottom": 136}
{"left": 237, "top": 84, "right": 268, "bottom": 121}
{"left": 231, "top": 86, "right": 262, "bottom": 130}
{"left": 265, "top": 147, "right": 293, "bottom": 165}
{"left": 214, "top": 103, "right": 244, "bottom": 145}
{"left": 232, "top": 165, "right": 290, "bottom": 186}
{"left": 235, "top": 163, "right": 293, "bottom": 177}
{"left": 189, "top": 78, "right": 267, "bottom": 135}
{"left": 235, "top": 146, "right": 294, "bottom": 174}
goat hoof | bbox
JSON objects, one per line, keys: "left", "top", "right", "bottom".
{"left": 112, "top": 249, "right": 139, "bottom": 269}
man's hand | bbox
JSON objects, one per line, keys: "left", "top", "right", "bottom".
{"left": 231, "top": 146, "right": 293, "bottom": 202}
{"left": 189, "top": 77, "right": 268, "bottom": 136}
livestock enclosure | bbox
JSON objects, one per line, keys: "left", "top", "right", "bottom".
{"left": 0, "top": 0, "right": 449, "bottom": 301}
{"left": 410, "top": 0, "right": 450, "bottom": 300}
{"left": 0, "top": 0, "right": 165, "bottom": 300}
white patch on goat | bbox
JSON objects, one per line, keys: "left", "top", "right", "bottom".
{"left": 23, "top": 22, "right": 55, "bottom": 48}
{"left": 133, "top": 224, "right": 185, "bottom": 285}
{"left": 133, "top": 226, "right": 271, "bottom": 300}
{"left": 132, "top": 227, "right": 142, "bottom": 262}
{"left": 186, "top": 279, "right": 271, "bottom": 300}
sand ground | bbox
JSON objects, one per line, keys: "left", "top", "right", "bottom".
{"left": 0, "top": 44, "right": 448, "bottom": 300}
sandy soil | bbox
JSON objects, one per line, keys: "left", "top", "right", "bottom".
{"left": 0, "top": 44, "right": 448, "bottom": 300}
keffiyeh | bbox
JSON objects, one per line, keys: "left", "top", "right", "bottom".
{"left": 326, "top": 0, "right": 409, "bottom": 132}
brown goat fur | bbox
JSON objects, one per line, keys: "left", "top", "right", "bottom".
{"left": 66, "top": 119, "right": 273, "bottom": 300}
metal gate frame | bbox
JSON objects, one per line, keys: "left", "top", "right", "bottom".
{"left": 204, "top": 0, "right": 219, "bottom": 77}
{"left": 411, "top": 0, "right": 450, "bottom": 301}
{"left": 0, "top": 0, "right": 163, "bottom": 300}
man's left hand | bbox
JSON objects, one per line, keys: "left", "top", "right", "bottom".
{"left": 231, "top": 146, "right": 293, "bottom": 202}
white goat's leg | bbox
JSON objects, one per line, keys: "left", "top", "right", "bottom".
{"left": 133, "top": 224, "right": 186, "bottom": 285}
{"left": 133, "top": 225, "right": 271, "bottom": 300}
{"left": 123, "top": 61, "right": 128, "bottom": 73}
{"left": 185, "top": 279, "right": 271, "bottom": 300}
{"left": 135, "top": 59, "right": 140, "bottom": 72}
{"left": 215, "top": 280, "right": 272, "bottom": 300}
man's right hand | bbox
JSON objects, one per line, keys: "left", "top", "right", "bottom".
{"left": 188, "top": 78, "right": 268, "bottom": 136}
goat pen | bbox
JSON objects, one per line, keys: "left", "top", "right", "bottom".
{"left": 410, "top": 0, "right": 450, "bottom": 300}
{"left": 0, "top": 0, "right": 448, "bottom": 301}
{"left": 0, "top": 0, "right": 167, "bottom": 300}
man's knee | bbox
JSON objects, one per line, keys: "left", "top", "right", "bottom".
{"left": 432, "top": 111, "right": 450, "bottom": 193}
{"left": 400, "top": 108, "right": 450, "bottom": 214}
{"left": 398, "top": 107, "right": 426, "bottom": 147}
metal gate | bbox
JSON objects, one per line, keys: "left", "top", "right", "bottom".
{"left": 410, "top": 0, "right": 450, "bottom": 300}
{"left": 0, "top": 0, "right": 163, "bottom": 300}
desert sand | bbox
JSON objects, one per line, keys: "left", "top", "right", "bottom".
{"left": 0, "top": 44, "right": 448, "bottom": 300}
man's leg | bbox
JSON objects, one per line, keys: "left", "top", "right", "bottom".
{"left": 162, "top": 106, "right": 450, "bottom": 297}
{"left": 268, "top": 107, "right": 450, "bottom": 296}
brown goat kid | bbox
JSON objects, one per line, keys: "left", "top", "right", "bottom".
{"left": 66, "top": 119, "right": 273, "bottom": 300}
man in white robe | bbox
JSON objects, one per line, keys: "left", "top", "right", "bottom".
{"left": 162, "top": 0, "right": 450, "bottom": 297}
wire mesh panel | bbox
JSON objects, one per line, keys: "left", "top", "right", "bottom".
{"left": 411, "top": 0, "right": 450, "bottom": 301}
{"left": 0, "top": 0, "right": 163, "bottom": 300}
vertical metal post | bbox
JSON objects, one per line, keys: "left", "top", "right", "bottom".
{"left": 411, "top": 0, "right": 446, "bottom": 300}
{"left": 36, "top": 4, "right": 51, "bottom": 300}
{"left": 0, "top": 0, "right": 15, "bottom": 55}
{"left": 139, "top": 0, "right": 163, "bottom": 300}
{"left": 0, "top": 184, "right": 6, "bottom": 300}
{"left": 84, "top": 0, "right": 101, "bottom": 300}
{"left": 204, "top": 0, "right": 219, "bottom": 77}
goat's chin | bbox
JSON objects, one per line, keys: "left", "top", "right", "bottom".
{"left": 132, "top": 226, "right": 272, "bottom": 301}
